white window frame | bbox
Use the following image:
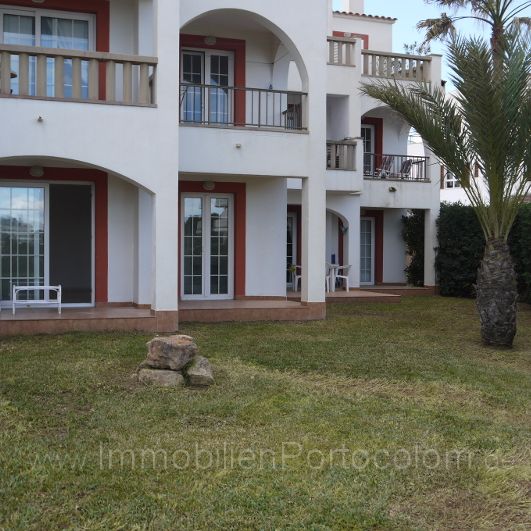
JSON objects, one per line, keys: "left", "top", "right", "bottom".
{"left": 181, "top": 193, "right": 234, "bottom": 301}
{"left": 0, "top": 6, "right": 96, "bottom": 50}
{"left": 180, "top": 48, "right": 234, "bottom": 87}
{"left": 360, "top": 217, "right": 375, "bottom": 286}
{"left": 180, "top": 49, "right": 235, "bottom": 124}
{"left": 286, "top": 212, "right": 297, "bottom": 289}
{"left": 444, "top": 170, "right": 461, "bottom": 189}
{"left": 361, "top": 124, "right": 376, "bottom": 175}
{"left": 0, "top": 182, "right": 49, "bottom": 308}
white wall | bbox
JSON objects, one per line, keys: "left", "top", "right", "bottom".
{"left": 326, "top": 211, "right": 340, "bottom": 264}
{"left": 245, "top": 178, "right": 287, "bottom": 297}
{"left": 107, "top": 175, "right": 137, "bottom": 303}
{"left": 382, "top": 209, "right": 407, "bottom": 284}
{"left": 110, "top": 0, "right": 139, "bottom": 54}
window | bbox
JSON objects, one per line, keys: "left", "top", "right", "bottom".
{"left": 444, "top": 170, "right": 461, "bottom": 189}
{"left": 0, "top": 7, "right": 95, "bottom": 97}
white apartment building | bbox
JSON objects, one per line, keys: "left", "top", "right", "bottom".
{"left": 0, "top": 0, "right": 442, "bottom": 334}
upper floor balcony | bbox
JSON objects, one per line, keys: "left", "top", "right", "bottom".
{"left": 0, "top": 1, "right": 159, "bottom": 107}
{"left": 178, "top": 7, "right": 313, "bottom": 178}
{"left": 326, "top": 36, "right": 440, "bottom": 86}
{"left": 0, "top": 44, "right": 157, "bottom": 106}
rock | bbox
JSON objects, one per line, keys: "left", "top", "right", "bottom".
{"left": 137, "top": 368, "right": 185, "bottom": 387}
{"left": 145, "top": 335, "right": 198, "bottom": 371}
{"left": 185, "top": 356, "right": 214, "bottom": 387}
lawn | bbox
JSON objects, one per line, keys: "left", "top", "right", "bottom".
{"left": 1, "top": 297, "right": 530, "bottom": 529}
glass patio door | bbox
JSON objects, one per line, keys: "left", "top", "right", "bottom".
{"left": 286, "top": 213, "right": 297, "bottom": 288}
{"left": 361, "top": 125, "right": 375, "bottom": 176}
{"left": 360, "top": 218, "right": 375, "bottom": 285}
{"left": 182, "top": 194, "right": 234, "bottom": 300}
{"left": 0, "top": 186, "right": 47, "bottom": 304}
{"left": 180, "top": 49, "right": 233, "bottom": 124}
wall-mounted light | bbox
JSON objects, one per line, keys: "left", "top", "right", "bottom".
{"left": 29, "top": 166, "right": 44, "bottom": 178}
{"left": 235, "top": 143, "right": 242, "bottom": 149}
{"left": 37, "top": 116, "right": 44, "bottom": 122}
{"left": 203, "top": 181, "right": 215, "bottom": 191}
{"left": 389, "top": 186, "right": 397, "bottom": 193}
{"left": 204, "top": 36, "right": 217, "bottom": 46}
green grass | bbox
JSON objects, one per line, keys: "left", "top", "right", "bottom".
{"left": 1, "top": 297, "right": 530, "bottom": 529}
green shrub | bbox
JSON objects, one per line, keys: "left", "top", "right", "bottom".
{"left": 436, "top": 202, "right": 531, "bottom": 302}
{"left": 436, "top": 203, "right": 484, "bottom": 297}
{"left": 509, "top": 204, "right": 531, "bottom": 304}
{"left": 402, "top": 210, "right": 425, "bottom": 286}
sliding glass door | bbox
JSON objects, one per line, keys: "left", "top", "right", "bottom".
{"left": 0, "top": 185, "right": 46, "bottom": 303}
{"left": 181, "top": 194, "right": 234, "bottom": 300}
{"left": 0, "top": 183, "right": 94, "bottom": 307}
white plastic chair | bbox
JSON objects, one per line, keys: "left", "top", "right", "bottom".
{"left": 335, "top": 265, "right": 351, "bottom": 291}
{"left": 293, "top": 265, "right": 331, "bottom": 293}
{"left": 293, "top": 265, "right": 302, "bottom": 292}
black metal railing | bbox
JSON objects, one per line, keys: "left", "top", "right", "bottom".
{"left": 179, "top": 84, "right": 307, "bottom": 130}
{"left": 363, "top": 153, "right": 429, "bottom": 181}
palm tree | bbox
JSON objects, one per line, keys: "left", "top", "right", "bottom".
{"left": 361, "top": 0, "right": 530, "bottom": 347}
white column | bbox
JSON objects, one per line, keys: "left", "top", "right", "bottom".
{"left": 152, "top": 186, "right": 179, "bottom": 311}
{"left": 149, "top": 0, "right": 180, "bottom": 312}
{"left": 301, "top": 177, "right": 326, "bottom": 302}
{"left": 347, "top": 197, "right": 361, "bottom": 288}
{"left": 135, "top": 189, "right": 153, "bottom": 306}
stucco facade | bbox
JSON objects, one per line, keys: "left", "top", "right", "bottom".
{"left": 0, "top": 0, "right": 442, "bottom": 329}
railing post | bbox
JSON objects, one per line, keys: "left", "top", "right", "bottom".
{"left": 106, "top": 60, "right": 116, "bottom": 102}
{"left": 72, "top": 58, "right": 82, "bottom": 99}
{"left": 88, "top": 58, "right": 99, "bottom": 100}
{"left": 139, "top": 63, "right": 149, "bottom": 104}
{"left": 0, "top": 51, "right": 11, "bottom": 95}
{"left": 54, "top": 56, "right": 64, "bottom": 99}
{"left": 123, "top": 62, "right": 133, "bottom": 104}
{"left": 36, "top": 54, "right": 46, "bottom": 97}
{"left": 18, "top": 53, "right": 29, "bottom": 95}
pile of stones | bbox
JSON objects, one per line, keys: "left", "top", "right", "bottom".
{"left": 136, "top": 335, "right": 214, "bottom": 388}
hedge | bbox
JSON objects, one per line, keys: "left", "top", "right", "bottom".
{"left": 435, "top": 202, "right": 531, "bottom": 302}
{"left": 402, "top": 210, "right": 425, "bottom": 286}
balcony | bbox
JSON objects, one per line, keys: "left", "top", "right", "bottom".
{"left": 327, "top": 37, "right": 357, "bottom": 67}
{"left": 363, "top": 154, "right": 429, "bottom": 182}
{"left": 361, "top": 50, "right": 432, "bottom": 82}
{"left": 0, "top": 44, "right": 157, "bottom": 106}
{"left": 326, "top": 141, "right": 357, "bottom": 171}
{"left": 179, "top": 84, "right": 307, "bottom": 131}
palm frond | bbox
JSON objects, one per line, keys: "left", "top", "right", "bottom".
{"left": 361, "top": 27, "right": 530, "bottom": 242}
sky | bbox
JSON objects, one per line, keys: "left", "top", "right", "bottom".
{"left": 333, "top": 0, "right": 530, "bottom": 86}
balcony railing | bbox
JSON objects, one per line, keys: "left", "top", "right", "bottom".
{"left": 179, "top": 84, "right": 307, "bottom": 130}
{"left": 363, "top": 154, "right": 429, "bottom": 181}
{"left": 327, "top": 141, "right": 357, "bottom": 171}
{"left": 327, "top": 37, "right": 357, "bottom": 67}
{"left": 0, "top": 44, "right": 157, "bottom": 106}
{"left": 362, "top": 50, "right": 431, "bottom": 82}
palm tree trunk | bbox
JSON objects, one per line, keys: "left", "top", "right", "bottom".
{"left": 476, "top": 239, "right": 518, "bottom": 347}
